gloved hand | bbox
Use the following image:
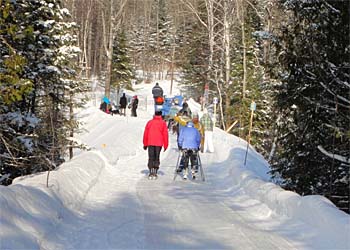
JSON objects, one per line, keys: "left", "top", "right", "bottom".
{"left": 143, "top": 146, "right": 147, "bottom": 150}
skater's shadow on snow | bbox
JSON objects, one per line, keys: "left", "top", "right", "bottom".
{"left": 140, "top": 169, "right": 165, "bottom": 176}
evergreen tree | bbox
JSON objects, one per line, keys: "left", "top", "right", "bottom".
{"left": 271, "top": 0, "right": 350, "bottom": 212}
{"left": 0, "top": 0, "right": 34, "bottom": 183}
{"left": 0, "top": 0, "right": 33, "bottom": 105}
{"left": 111, "top": 30, "right": 135, "bottom": 92}
{"left": 0, "top": 0, "right": 84, "bottom": 185}
{"left": 229, "top": 1, "right": 274, "bottom": 158}
{"left": 149, "top": 0, "right": 175, "bottom": 77}
{"left": 181, "top": 20, "right": 209, "bottom": 99}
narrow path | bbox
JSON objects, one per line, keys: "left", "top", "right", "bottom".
{"left": 45, "top": 127, "right": 301, "bottom": 250}
{"left": 136, "top": 148, "right": 298, "bottom": 250}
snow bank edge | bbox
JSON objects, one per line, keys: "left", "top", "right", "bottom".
{"left": 231, "top": 167, "right": 350, "bottom": 245}
{"left": 0, "top": 151, "right": 107, "bottom": 249}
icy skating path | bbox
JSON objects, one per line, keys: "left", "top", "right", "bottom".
{"left": 48, "top": 114, "right": 302, "bottom": 249}
{"left": 2, "top": 82, "right": 348, "bottom": 250}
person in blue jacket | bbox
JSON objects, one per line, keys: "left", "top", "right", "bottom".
{"left": 177, "top": 121, "right": 201, "bottom": 179}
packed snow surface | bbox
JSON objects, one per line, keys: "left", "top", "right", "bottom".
{"left": 1, "top": 81, "right": 349, "bottom": 250}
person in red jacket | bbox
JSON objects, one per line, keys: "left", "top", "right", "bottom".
{"left": 143, "top": 111, "right": 169, "bottom": 179}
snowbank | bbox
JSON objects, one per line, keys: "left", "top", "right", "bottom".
{"left": 231, "top": 167, "right": 350, "bottom": 246}
{"left": 0, "top": 151, "right": 107, "bottom": 249}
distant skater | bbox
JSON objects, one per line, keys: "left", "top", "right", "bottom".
{"left": 131, "top": 95, "right": 139, "bottom": 117}
{"left": 119, "top": 93, "right": 127, "bottom": 116}
{"left": 200, "top": 108, "right": 214, "bottom": 153}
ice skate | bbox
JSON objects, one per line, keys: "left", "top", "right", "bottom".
{"left": 148, "top": 168, "right": 155, "bottom": 180}
{"left": 191, "top": 169, "right": 196, "bottom": 179}
{"left": 183, "top": 168, "right": 188, "bottom": 180}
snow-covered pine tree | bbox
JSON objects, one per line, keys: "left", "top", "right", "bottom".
{"left": 54, "top": 4, "right": 88, "bottom": 160}
{"left": 229, "top": 1, "right": 272, "bottom": 157}
{"left": 0, "top": 0, "right": 85, "bottom": 185}
{"left": 271, "top": 0, "right": 349, "bottom": 212}
{"left": 0, "top": 0, "right": 35, "bottom": 184}
{"left": 149, "top": 0, "right": 174, "bottom": 79}
{"left": 181, "top": 19, "right": 209, "bottom": 99}
{"left": 179, "top": 0, "right": 213, "bottom": 101}
{"left": 111, "top": 30, "right": 135, "bottom": 92}
{"left": 128, "top": 25, "right": 144, "bottom": 78}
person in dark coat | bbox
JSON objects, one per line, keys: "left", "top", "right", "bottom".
{"left": 100, "top": 96, "right": 111, "bottom": 114}
{"left": 143, "top": 111, "right": 169, "bottom": 179}
{"left": 152, "top": 83, "right": 164, "bottom": 112}
{"left": 178, "top": 101, "right": 192, "bottom": 117}
{"left": 119, "top": 93, "right": 127, "bottom": 116}
{"left": 100, "top": 101, "right": 107, "bottom": 112}
{"left": 131, "top": 95, "right": 139, "bottom": 117}
{"left": 152, "top": 82, "right": 163, "bottom": 99}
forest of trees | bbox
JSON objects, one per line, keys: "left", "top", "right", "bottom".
{"left": 0, "top": 0, "right": 349, "bottom": 213}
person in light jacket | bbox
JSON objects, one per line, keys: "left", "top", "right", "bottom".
{"left": 177, "top": 121, "right": 201, "bottom": 179}
{"left": 200, "top": 108, "right": 214, "bottom": 153}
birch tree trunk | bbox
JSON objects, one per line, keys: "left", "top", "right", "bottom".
{"left": 180, "top": 0, "right": 227, "bottom": 127}
{"left": 235, "top": 0, "right": 247, "bottom": 138}
{"left": 222, "top": 0, "right": 233, "bottom": 130}
{"left": 101, "top": 0, "right": 114, "bottom": 99}
{"left": 205, "top": 0, "right": 214, "bottom": 82}
{"left": 101, "top": 0, "right": 128, "bottom": 99}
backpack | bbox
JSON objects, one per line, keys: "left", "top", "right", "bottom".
{"left": 155, "top": 96, "right": 164, "bottom": 105}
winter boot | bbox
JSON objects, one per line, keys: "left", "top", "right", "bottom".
{"left": 191, "top": 169, "right": 196, "bottom": 179}
{"left": 183, "top": 168, "right": 188, "bottom": 180}
{"left": 148, "top": 168, "right": 154, "bottom": 180}
{"left": 153, "top": 167, "right": 158, "bottom": 180}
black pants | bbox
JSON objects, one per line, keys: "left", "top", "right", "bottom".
{"left": 182, "top": 149, "right": 198, "bottom": 170}
{"left": 147, "top": 146, "right": 162, "bottom": 170}
{"left": 120, "top": 107, "right": 126, "bottom": 116}
{"left": 131, "top": 108, "right": 137, "bottom": 117}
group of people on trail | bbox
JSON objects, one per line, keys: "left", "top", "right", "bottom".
{"left": 100, "top": 96, "right": 118, "bottom": 115}
{"left": 143, "top": 82, "right": 215, "bottom": 180}
{"left": 100, "top": 93, "right": 138, "bottom": 117}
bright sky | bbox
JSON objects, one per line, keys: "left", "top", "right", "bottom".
{"left": 0, "top": 80, "right": 349, "bottom": 250}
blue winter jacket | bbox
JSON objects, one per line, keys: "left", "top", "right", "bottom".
{"left": 178, "top": 125, "right": 201, "bottom": 150}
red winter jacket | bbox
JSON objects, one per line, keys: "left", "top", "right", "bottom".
{"left": 143, "top": 115, "right": 169, "bottom": 150}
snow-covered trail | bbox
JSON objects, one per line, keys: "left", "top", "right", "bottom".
{"left": 44, "top": 113, "right": 301, "bottom": 250}
{"left": 1, "top": 82, "right": 348, "bottom": 250}
{"left": 137, "top": 152, "right": 297, "bottom": 250}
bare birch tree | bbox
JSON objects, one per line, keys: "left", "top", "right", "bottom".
{"left": 100, "top": 0, "right": 128, "bottom": 99}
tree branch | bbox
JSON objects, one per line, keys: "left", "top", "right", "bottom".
{"left": 317, "top": 145, "right": 350, "bottom": 164}
{"left": 179, "top": 0, "right": 208, "bottom": 29}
